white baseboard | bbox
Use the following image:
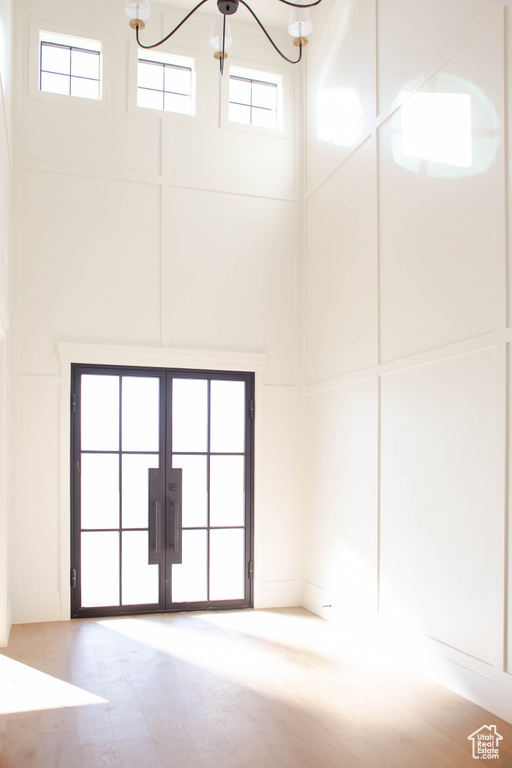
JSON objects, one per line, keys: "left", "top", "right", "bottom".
{"left": 254, "top": 583, "right": 302, "bottom": 609}
{"left": 302, "top": 581, "right": 337, "bottom": 621}
{"left": 302, "top": 583, "right": 512, "bottom": 725}
{"left": 421, "top": 652, "right": 512, "bottom": 724}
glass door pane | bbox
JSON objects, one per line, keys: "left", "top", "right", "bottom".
{"left": 122, "top": 531, "right": 159, "bottom": 605}
{"left": 122, "top": 454, "right": 160, "bottom": 529}
{"left": 210, "top": 380, "right": 245, "bottom": 452}
{"left": 80, "top": 454, "right": 119, "bottom": 530}
{"left": 119, "top": 375, "right": 161, "bottom": 606}
{"left": 171, "top": 530, "right": 208, "bottom": 603}
{"left": 81, "top": 375, "right": 119, "bottom": 451}
{"left": 209, "top": 455, "right": 245, "bottom": 527}
{"left": 171, "top": 455, "right": 207, "bottom": 528}
{"left": 122, "top": 376, "right": 160, "bottom": 452}
{"left": 81, "top": 532, "right": 120, "bottom": 607}
{"left": 210, "top": 529, "right": 245, "bottom": 601}
{"left": 172, "top": 378, "right": 208, "bottom": 452}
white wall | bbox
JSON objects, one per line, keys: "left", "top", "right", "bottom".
{"left": 0, "top": 0, "right": 12, "bottom": 648}
{"left": 8, "top": 0, "right": 304, "bottom": 624}
{"left": 303, "top": 0, "right": 512, "bottom": 721}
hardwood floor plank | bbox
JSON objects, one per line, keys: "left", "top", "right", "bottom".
{"left": 144, "top": 709, "right": 204, "bottom": 768}
{"left": 231, "top": 688, "right": 334, "bottom": 767}
{"left": 37, "top": 705, "right": 78, "bottom": 735}
{"left": 123, "top": 662, "right": 173, "bottom": 714}
{"left": 115, "top": 737, "right": 163, "bottom": 768}
{"left": 102, "top": 679, "right": 144, "bottom": 715}
{"left": 342, "top": 735, "right": 409, "bottom": 768}
{"left": 0, "top": 726, "right": 81, "bottom": 768}
{"left": 201, "top": 686, "right": 280, "bottom": 765}
{"left": 76, "top": 703, "right": 116, "bottom": 746}
{"left": 80, "top": 741, "right": 122, "bottom": 768}
{"left": 195, "top": 738, "right": 245, "bottom": 768}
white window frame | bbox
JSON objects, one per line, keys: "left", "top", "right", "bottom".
{"left": 136, "top": 48, "right": 197, "bottom": 116}
{"left": 220, "top": 58, "right": 291, "bottom": 139}
{"left": 29, "top": 21, "right": 111, "bottom": 109}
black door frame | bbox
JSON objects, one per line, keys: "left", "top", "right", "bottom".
{"left": 70, "top": 363, "right": 255, "bottom": 618}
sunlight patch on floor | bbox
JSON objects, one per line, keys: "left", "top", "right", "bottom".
{"left": 0, "top": 655, "right": 107, "bottom": 714}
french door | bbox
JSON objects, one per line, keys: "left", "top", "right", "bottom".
{"left": 70, "top": 365, "right": 254, "bottom": 618}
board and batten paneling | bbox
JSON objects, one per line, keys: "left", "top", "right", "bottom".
{"left": 8, "top": 0, "right": 303, "bottom": 624}
{"left": 304, "top": 0, "right": 511, "bottom": 722}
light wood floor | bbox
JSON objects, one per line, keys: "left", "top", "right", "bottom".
{"left": 0, "top": 607, "right": 511, "bottom": 767}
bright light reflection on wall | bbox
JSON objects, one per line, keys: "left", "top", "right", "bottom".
{"left": 391, "top": 73, "right": 501, "bottom": 178}
{"left": 317, "top": 87, "right": 364, "bottom": 147}
{"left": 400, "top": 91, "right": 472, "bottom": 168}
{"left": 0, "top": 655, "right": 106, "bottom": 714}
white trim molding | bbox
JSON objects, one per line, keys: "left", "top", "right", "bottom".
{"left": 57, "top": 342, "right": 267, "bottom": 371}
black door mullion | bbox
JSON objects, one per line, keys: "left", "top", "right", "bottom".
{"left": 165, "top": 372, "right": 173, "bottom": 607}
{"left": 118, "top": 376, "right": 123, "bottom": 609}
{"left": 206, "top": 378, "right": 211, "bottom": 603}
{"left": 71, "top": 369, "right": 82, "bottom": 618}
{"left": 246, "top": 374, "right": 255, "bottom": 606}
{"left": 158, "top": 370, "right": 167, "bottom": 606}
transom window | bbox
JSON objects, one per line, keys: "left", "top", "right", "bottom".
{"left": 39, "top": 32, "right": 102, "bottom": 100}
{"left": 137, "top": 52, "right": 195, "bottom": 115}
{"left": 228, "top": 66, "right": 281, "bottom": 129}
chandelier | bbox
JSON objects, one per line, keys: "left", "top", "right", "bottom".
{"left": 125, "top": 0, "right": 321, "bottom": 75}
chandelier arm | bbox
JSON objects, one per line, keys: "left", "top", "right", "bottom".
{"left": 276, "top": 0, "right": 322, "bottom": 6}
{"left": 238, "top": 0, "right": 303, "bottom": 64}
{"left": 134, "top": 0, "right": 211, "bottom": 49}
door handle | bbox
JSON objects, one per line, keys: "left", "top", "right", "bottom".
{"left": 168, "top": 500, "right": 181, "bottom": 554}
{"left": 173, "top": 501, "right": 180, "bottom": 554}
{"left": 154, "top": 501, "right": 160, "bottom": 555}
{"left": 148, "top": 468, "right": 164, "bottom": 565}
{"left": 166, "top": 469, "right": 183, "bottom": 564}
